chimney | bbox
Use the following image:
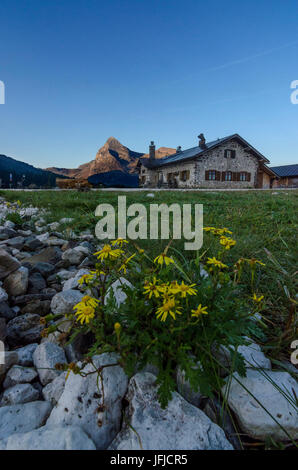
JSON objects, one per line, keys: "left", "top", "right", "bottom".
{"left": 149, "top": 141, "right": 155, "bottom": 160}
{"left": 198, "top": 133, "right": 206, "bottom": 149}
{"left": 176, "top": 146, "right": 182, "bottom": 153}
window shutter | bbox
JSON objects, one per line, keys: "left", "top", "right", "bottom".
{"left": 216, "top": 171, "right": 221, "bottom": 181}
{"left": 231, "top": 150, "right": 236, "bottom": 159}
{"left": 232, "top": 172, "right": 237, "bottom": 181}
{"left": 247, "top": 172, "right": 251, "bottom": 182}
{"left": 205, "top": 170, "right": 208, "bottom": 180}
{"left": 221, "top": 171, "right": 226, "bottom": 181}
{"left": 224, "top": 150, "right": 227, "bottom": 158}
{"left": 236, "top": 172, "right": 240, "bottom": 181}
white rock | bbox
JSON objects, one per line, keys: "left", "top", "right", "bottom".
{"left": 214, "top": 339, "right": 271, "bottom": 372}
{"left": 46, "top": 353, "right": 128, "bottom": 449}
{"left": 33, "top": 342, "right": 67, "bottom": 385}
{"left": 46, "top": 238, "right": 67, "bottom": 246}
{"left": 42, "top": 372, "right": 67, "bottom": 405}
{"left": 62, "top": 269, "right": 90, "bottom": 291}
{"left": 1, "top": 383, "right": 39, "bottom": 406}
{"left": 110, "top": 372, "right": 233, "bottom": 450}
{"left": 57, "top": 269, "right": 75, "bottom": 281}
{"left": 5, "top": 425, "right": 96, "bottom": 450}
{"left": 104, "top": 277, "right": 133, "bottom": 308}
{"left": 3, "top": 365, "right": 38, "bottom": 389}
{"left": 0, "top": 401, "right": 52, "bottom": 440}
{"left": 222, "top": 369, "right": 298, "bottom": 441}
{"left": 17, "top": 343, "right": 38, "bottom": 366}
{"left": 36, "top": 232, "right": 50, "bottom": 242}
{"left": 50, "top": 289, "right": 84, "bottom": 315}
{"left": 146, "top": 193, "right": 155, "bottom": 198}
{"left": 62, "top": 247, "right": 89, "bottom": 265}
{"left": 20, "top": 208, "right": 39, "bottom": 217}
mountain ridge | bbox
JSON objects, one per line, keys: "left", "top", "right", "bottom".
{"left": 0, "top": 153, "right": 63, "bottom": 188}
{"left": 46, "top": 137, "right": 175, "bottom": 179}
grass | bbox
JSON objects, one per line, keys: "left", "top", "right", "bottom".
{"left": 1, "top": 189, "right": 297, "bottom": 362}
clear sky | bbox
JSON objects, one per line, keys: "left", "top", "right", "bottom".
{"left": 0, "top": 0, "right": 298, "bottom": 168}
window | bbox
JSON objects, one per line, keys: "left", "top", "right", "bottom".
{"left": 239, "top": 172, "right": 251, "bottom": 182}
{"left": 225, "top": 171, "right": 232, "bottom": 181}
{"left": 224, "top": 149, "right": 236, "bottom": 158}
{"left": 180, "top": 170, "right": 190, "bottom": 181}
{"left": 208, "top": 170, "right": 216, "bottom": 180}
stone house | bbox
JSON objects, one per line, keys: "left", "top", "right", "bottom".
{"left": 138, "top": 133, "right": 275, "bottom": 189}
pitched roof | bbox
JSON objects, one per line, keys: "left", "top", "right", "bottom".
{"left": 141, "top": 134, "right": 269, "bottom": 168}
{"left": 269, "top": 164, "right": 298, "bottom": 177}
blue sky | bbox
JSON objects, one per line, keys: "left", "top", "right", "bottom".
{"left": 0, "top": 0, "right": 298, "bottom": 168}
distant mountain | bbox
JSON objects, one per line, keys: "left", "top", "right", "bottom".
{"left": 0, "top": 154, "right": 63, "bottom": 188}
{"left": 47, "top": 137, "right": 175, "bottom": 178}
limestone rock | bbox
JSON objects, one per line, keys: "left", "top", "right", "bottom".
{"left": 42, "top": 372, "right": 67, "bottom": 405}
{"left": 110, "top": 372, "right": 233, "bottom": 450}
{"left": 62, "top": 269, "right": 90, "bottom": 291}
{"left": 0, "top": 401, "right": 52, "bottom": 440}
{"left": 3, "top": 365, "right": 38, "bottom": 389}
{"left": 16, "top": 343, "right": 38, "bottom": 366}
{"left": 62, "top": 247, "right": 89, "bottom": 265}
{"left": 46, "top": 353, "right": 128, "bottom": 449}
{"left": 1, "top": 383, "right": 39, "bottom": 406}
{"left": 50, "top": 289, "right": 84, "bottom": 315}
{"left": 5, "top": 425, "right": 96, "bottom": 450}
{"left": 104, "top": 277, "right": 133, "bottom": 308}
{"left": 33, "top": 342, "right": 67, "bottom": 385}
{"left": 222, "top": 369, "right": 298, "bottom": 441}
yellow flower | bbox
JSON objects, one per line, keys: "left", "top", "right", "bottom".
{"left": 191, "top": 304, "right": 208, "bottom": 317}
{"left": 73, "top": 295, "right": 100, "bottom": 316}
{"left": 118, "top": 253, "right": 136, "bottom": 274}
{"left": 206, "top": 257, "right": 228, "bottom": 269}
{"left": 170, "top": 281, "right": 197, "bottom": 298}
{"left": 75, "top": 305, "right": 95, "bottom": 324}
{"left": 252, "top": 293, "right": 264, "bottom": 303}
{"left": 156, "top": 297, "right": 182, "bottom": 322}
{"left": 111, "top": 238, "right": 128, "bottom": 247}
{"left": 143, "top": 277, "right": 164, "bottom": 299}
{"left": 94, "top": 244, "right": 123, "bottom": 261}
{"left": 17, "top": 200, "right": 22, "bottom": 207}
{"left": 78, "top": 273, "right": 95, "bottom": 285}
{"left": 220, "top": 236, "right": 236, "bottom": 250}
{"left": 154, "top": 253, "right": 174, "bottom": 266}
{"left": 204, "top": 227, "right": 232, "bottom": 236}
{"left": 114, "top": 322, "right": 121, "bottom": 332}
{"left": 248, "top": 258, "right": 265, "bottom": 267}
